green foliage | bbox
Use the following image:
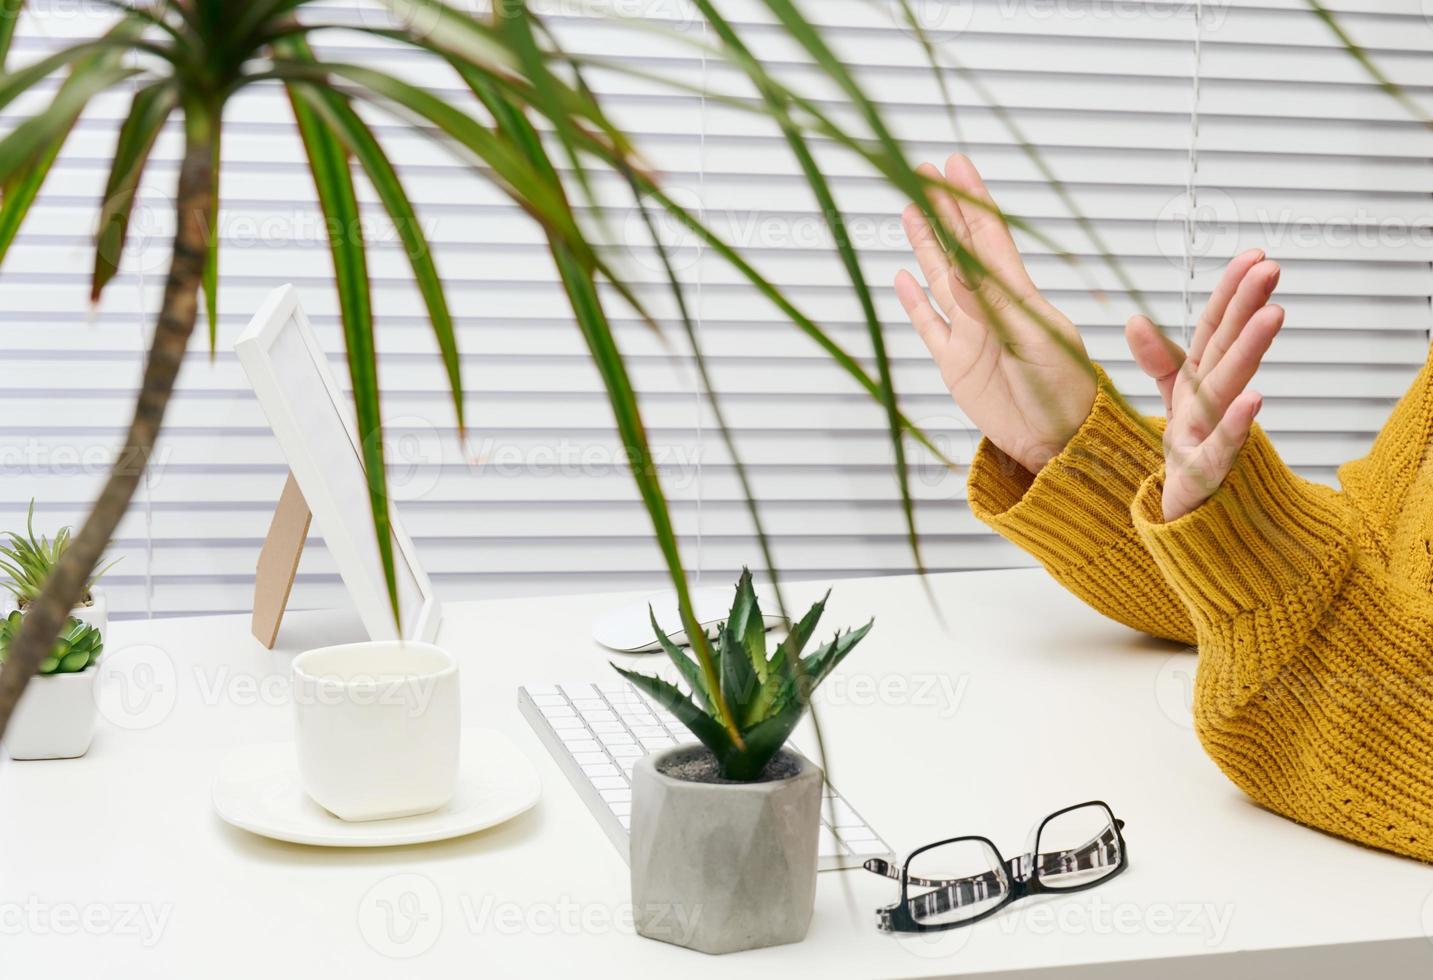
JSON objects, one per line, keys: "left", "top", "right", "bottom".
{"left": 613, "top": 569, "right": 872, "bottom": 781}
{"left": 0, "top": 501, "right": 116, "bottom": 606}
{"left": 0, "top": 611, "right": 103, "bottom": 675}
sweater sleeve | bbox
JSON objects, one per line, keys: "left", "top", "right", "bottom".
{"left": 1131, "top": 430, "right": 1433, "bottom": 862}
{"left": 966, "top": 366, "right": 1195, "bottom": 643}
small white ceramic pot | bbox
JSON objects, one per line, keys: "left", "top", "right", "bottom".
{"left": 6, "top": 668, "right": 98, "bottom": 760}
{"left": 292, "top": 640, "right": 461, "bottom": 822}
{"left": 630, "top": 744, "right": 822, "bottom": 955}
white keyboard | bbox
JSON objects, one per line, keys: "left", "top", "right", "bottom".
{"left": 518, "top": 680, "right": 894, "bottom": 871}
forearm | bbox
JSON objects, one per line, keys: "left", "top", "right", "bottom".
{"left": 967, "top": 366, "right": 1195, "bottom": 644}
{"left": 1132, "top": 432, "right": 1433, "bottom": 862}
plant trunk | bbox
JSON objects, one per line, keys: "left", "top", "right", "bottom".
{"left": 0, "top": 131, "right": 214, "bottom": 743}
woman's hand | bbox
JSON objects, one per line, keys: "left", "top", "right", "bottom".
{"left": 1124, "top": 250, "right": 1285, "bottom": 521}
{"left": 895, "top": 154, "right": 1095, "bottom": 474}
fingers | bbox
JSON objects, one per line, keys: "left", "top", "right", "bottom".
{"left": 1198, "top": 259, "right": 1280, "bottom": 378}
{"left": 901, "top": 203, "right": 964, "bottom": 317}
{"left": 943, "top": 153, "right": 1036, "bottom": 298}
{"left": 1124, "top": 313, "right": 1185, "bottom": 415}
{"left": 1190, "top": 303, "right": 1283, "bottom": 437}
{"left": 1162, "top": 390, "right": 1262, "bottom": 522}
{"left": 895, "top": 269, "right": 951, "bottom": 357}
{"left": 1188, "top": 248, "right": 1265, "bottom": 366}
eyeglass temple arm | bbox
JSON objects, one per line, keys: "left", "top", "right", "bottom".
{"left": 866, "top": 821, "right": 1126, "bottom": 916}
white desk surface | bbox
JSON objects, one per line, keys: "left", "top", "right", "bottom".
{"left": 3, "top": 567, "right": 1433, "bottom": 979}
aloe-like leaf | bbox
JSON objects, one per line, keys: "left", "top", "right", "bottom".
{"left": 746, "top": 589, "right": 829, "bottom": 723}
{"left": 0, "top": 0, "right": 22, "bottom": 69}
{"left": 719, "top": 620, "right": 759, "bottom": 718}
{"left": 649, "top": 605, "right": 711, "bottom": 711}
{"left": 801, "top": 620, "right": 875, "bottom": 691}
{"left": 725, "top": 698, "right": 805, "bottom": 781}
{"left": 92, "top": 80, "right": 176, "bottom": 302}
{"left": 288, "top": 57, "right": 465, "bottom": 436}
{"left": 279, "top": 44, "right": 399, "bottom": 631}
{"left": 726, "top": 568, "right": 768, "bottom": 681}
{"left": 612, "top": 665, "right": 731, "bottom": 758}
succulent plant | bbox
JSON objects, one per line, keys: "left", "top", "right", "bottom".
{"left": 0, "top": 612, "right": 103, "bottom": 675}
{"left": 0, "top": 500, "right": 117, "bottom": 608}
{"left": 613, "top": 568, "right": 872, "bottom": 782}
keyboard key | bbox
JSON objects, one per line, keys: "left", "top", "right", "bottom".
{"left": 629, "top": 726, "right": 666, "bottom": 740}
{"left": 640, "top": 737, "right": 675, "bottom": 750}
{"left": 608, "top": 744, "right": 643, "bottom": 758}
{"left": 579, "top": 709, "right": 616, "bottom": 724}
{"left": 610, "top": 801, "right": 631, "bottom": 816}
{"left": 562, "top": 739, "right": 600, "bottom": 754}
{"left": 600, "top": 788, "right": 632, "bottom": 804}
{"left": 531, "top": 694, "right": 567, "bottom": 707}
{"left": 570, "top": 699, "right": 606, "bottom": 712}
{"left": 583, "top": 763, "right": 620, "bottom": 778}
{"left": 592, "top": 776, "right": 627, "bottom": 790}
{"left": 835, "top": 825, "right": 878, "bottom": 842}
{"left": 572, "top": 753, "right": 609, "bottom": 766}
{"left": 539, "top": 705, "right": 575, "bottom": 719}
{"left": 548, "top": 716, "right": 585, "bottom": 730}
{"left": 596, "top": 731, "right": 634, "bottom": 745}
{"left": 557, "top": 727, "right": 594, "bottom": 742}
{"left": 561, "top": 683, "right": 597, "bottom": 700}
{"left": 588, "top": 720, "right": 626, "bottom": 735}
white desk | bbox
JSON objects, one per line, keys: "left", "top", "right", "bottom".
{"left": 3, "top": 568, "right": 1432, "bottom": 978}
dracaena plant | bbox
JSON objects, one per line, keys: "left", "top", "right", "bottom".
{"left": 0, "top": 0, "right": 1095, "bottom": 750}
{"left": 615, "top": 568, "right": 872, "bottom": 781}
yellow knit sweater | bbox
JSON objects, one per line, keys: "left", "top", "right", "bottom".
{"left": 967, "top": 357, "right": 1433, "bottom": 863}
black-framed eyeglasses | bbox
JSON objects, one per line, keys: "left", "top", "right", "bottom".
{"left": 864, "top": 800, "right": 1127, "bottom": 933}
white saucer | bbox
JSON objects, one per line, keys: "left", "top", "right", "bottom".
{"left": 212, "top": 728, "right": 541, "bottom": 847}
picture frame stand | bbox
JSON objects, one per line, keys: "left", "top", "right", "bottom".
{"left": 251, "top": 471, "right": 312, "bottom": 649}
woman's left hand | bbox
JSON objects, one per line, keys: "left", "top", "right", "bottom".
{"left": 1125, "top": 257, "right": 1285, "bottom": 522}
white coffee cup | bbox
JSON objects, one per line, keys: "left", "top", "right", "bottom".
{"left": 292, "top": 640, "right": 460, "bottom": 822}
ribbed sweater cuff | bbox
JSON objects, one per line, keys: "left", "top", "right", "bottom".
{"left": 1131, "top": 426, "right": 1357, "bottom": 627}
{"left": 967, "top": 366, "right": 1164, "bottom": 575}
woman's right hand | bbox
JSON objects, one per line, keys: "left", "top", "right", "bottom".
{"left": 895, "top": 154, "right": 1095, "bottom": 475}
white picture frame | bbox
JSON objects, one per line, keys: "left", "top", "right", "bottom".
{"left": 234, "top": 284, "right": 441, "bottom": 644}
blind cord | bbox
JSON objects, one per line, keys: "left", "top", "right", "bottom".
{"left": 1181, "top": 0, "right": 1204, "bottom": 347}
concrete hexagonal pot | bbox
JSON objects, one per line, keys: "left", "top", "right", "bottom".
{"left": 630, "top": 743, "right": 822, "bottom": 955}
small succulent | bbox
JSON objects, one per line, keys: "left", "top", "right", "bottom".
{"left": 0, "top": 500, "right": 117, "bottom": 608}
{"left": 0, "top": 611, "right": 104, "bottom": 675}
{"left": 613, "top": 568, "right": 872, "bottom": 781}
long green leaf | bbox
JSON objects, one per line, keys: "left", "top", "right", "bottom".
{"left": 288, "top": 58, "right": 465, "bottom": 436}
{"left": 278, "top": 43, "right": 399, "bottom": 631}
{"left": 92, "top": 80, "right": 176, "bottom": 302}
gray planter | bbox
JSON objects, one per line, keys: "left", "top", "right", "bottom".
{"left": 630, "top": 744, "right": 822, "bottom": 955}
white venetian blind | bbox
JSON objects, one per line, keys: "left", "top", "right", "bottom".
{"left": 0, "top": 0, "right": 1429, "bottom": 619}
